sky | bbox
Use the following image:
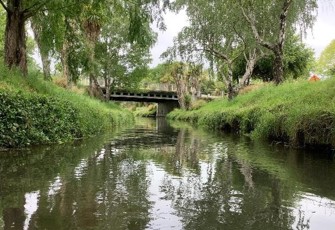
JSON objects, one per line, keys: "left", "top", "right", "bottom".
{"left": 150, "top": 1, "right": 335, "bottom": 67}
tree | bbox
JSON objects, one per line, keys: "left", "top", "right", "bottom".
{"left": 0, "top": 0, "right": 51, "bottom": 75}
{"left": 161, "top": 62, "right": 203, "bottom": 109}
{"left": 0, "top": 7, "right": 5, "bottom": 62}
{"left": 233, "top": 35, "right": 314, "bottom": 81}
{"left": 317, "top": 39, "right": 335, "bottom": 76}
{"left": 239, "top": 0, "right": 317, "bottom": 84}
{"left": 1, "top": 0, "right": 167, "bottom": 80}
{"left": 165, "top": 0, "right": 264, "bottom": 99}
{"left": 30, "top": 16, "right": 51, "bottom": 80}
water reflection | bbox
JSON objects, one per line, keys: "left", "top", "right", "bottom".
{"left": 0, "top": 119, "right": 334, "bottom": 229}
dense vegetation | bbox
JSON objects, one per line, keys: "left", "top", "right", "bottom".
{"left": 0, "top": 0, "right": 333, "bottom": 149}
{"left": 168, "top": 78, "right": 335, "bottom": 149}
{"left": 0, "top": 1, "right": 162, "bottom": 148}
{"left": 0, "top": 67, "right": 133, "bottom": 148}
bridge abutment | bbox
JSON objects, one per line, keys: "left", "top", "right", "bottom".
{"left": 157, "top": 101, "right": 179, "bottom": 117}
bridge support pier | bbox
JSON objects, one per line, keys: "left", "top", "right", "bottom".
{"left": 157, "top": 101, "right": 179, "bottom": 117}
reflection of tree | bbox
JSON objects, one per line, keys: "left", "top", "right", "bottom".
{"left": 30, "top": 145, "right": 151, "bottom": 229}
{"left": 3, "top": 204, "right": 25, "bottom": 229}
{"left": 0, "top": 130, "right": 151, "bottom": 229}
{"left": 1, "top": 120, "right": 335, "bottom": 229}
{"left": 157, "top": 140, "right": 298, "bottom": 230}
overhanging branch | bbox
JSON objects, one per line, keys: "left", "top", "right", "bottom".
{"left": 0, "top": 0, "right": 9, "bottom": 12}
{"left": 23, "top": 0, "right": 48, "bottom": 19}
{"left": 204, "top": 47, "right": 231, "bottom": 64}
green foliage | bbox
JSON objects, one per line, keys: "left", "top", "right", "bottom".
{"left": 190, "top": 99, "right": 207, "bottom": 110}
{"left": 184, "top": 94, "right": 192, "bottom": 110}
{"left": 0, "top": 91, "right": 79, "bottom": 147}
{"left": 0, "top": 67, "right": 133, "bottom": 148}
{"left": 145, "top": 63, "right": 172, "bottom": 83}
{"left": 168, "top": 78, "right": 335, "bottom": 148}
{"left": 134, "top": 104, "right": 157, "bottom": 117}
{"left": 200, "top": 79, "right": 215, "bottom": 95}
{"left": 317, "top": 39, "right": 335, "bottom": 77}
{"left": 233, "top": 35, "right": 314, "bottom": 81}
{"left": 283, "top": 35, "right": 315, "bottom": 78}
{"left": 0, "top": 8, "right": 5, "bottom": 61}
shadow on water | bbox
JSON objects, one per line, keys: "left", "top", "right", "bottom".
{"left": 0, "top": 118, "right": 334, "bottom": 230}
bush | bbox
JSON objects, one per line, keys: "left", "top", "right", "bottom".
{"left": 134, "top": 104, "right": 157, "bottom": 117}
{"left": 191, "top": 99, "right": 207, "bottom": 110}
{"left": 0, "top": 68, "right": 133, "bottom": 148}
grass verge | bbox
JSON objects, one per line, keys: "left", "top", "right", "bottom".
{"left": 168, "top": 78, "right": 335, "bottom": 149}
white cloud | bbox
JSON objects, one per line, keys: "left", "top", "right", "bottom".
{"left": 150, "top": 10, "right": 188, "bottom": 67}
{"left": 304, "top": 0, "right": 335, "bottom": 58}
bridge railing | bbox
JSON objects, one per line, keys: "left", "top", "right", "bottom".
{"left": 110, "top": 91, "right": 178, "bottom": 100}
{"left": 140, "top": 83, "right": 177, "bottom": 92}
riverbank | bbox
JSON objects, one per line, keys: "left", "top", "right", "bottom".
{"left": 0, "top": 68, "right": 133, "bottom": 148}
{"left": 168, "top": 78, "right": 335, "bottom": 149}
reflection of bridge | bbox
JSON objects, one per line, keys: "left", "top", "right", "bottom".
{"left": 103, "top": 89, "right": 180, "bottom": 117}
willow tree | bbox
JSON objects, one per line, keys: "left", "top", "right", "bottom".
{"left": 1, "top": 0, "right": 167, "bottom": 79}
{"left": 30, "top": 15, "right": 51, "bottom": 80}
{"left": 95, "top": 10, "right": 154, "bottom": 101}
{"left": 29, "top": 0, "right": 74, "bottom": 81}
{"left": 238, "top": 0, "right": 317, "bottom": 84}
{"left": 165, "top": 0, "right": 259, "bottom": 99}
{"left": 80, "top": 2, "right": 104, "bottom": 97}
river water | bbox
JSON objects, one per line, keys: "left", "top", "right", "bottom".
{"left": 0, "top": 118, "right": 334, "bottom": 230}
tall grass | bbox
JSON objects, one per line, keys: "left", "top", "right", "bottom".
{"left": 168, "top": 78, "right": 335, "bottom": 148}
{"left": 0, "top": 66, "right": 134, "bottom": 148}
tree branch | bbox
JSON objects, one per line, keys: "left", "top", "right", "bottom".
{"left": 0, "top": 0, "right": 9, "bottom": 12}
{"left": 240, "top": 5, "right": 275, "bottom": 51}
{"left": 278, "top": 0, "right": 293, "bottom": 47}
{"left": 204, "top": 47, "right": 231, "bottom": 64}
{"left": 23, "top": 0, "right": 48, "bottom": 19}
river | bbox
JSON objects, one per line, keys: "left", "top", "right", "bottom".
{"left": 0, "top": 118, "right": 334, "bottom": 230}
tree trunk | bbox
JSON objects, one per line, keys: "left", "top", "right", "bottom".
{"left": 104, "top": 76, "right": 111, "bottom": 101}
{"left": 273, "top": 47, "right": 284, "bottom": 85}
{"left": 41, "top": 53, "right": 51, "bottom": 80}
{"left": 227, "top": 82, "right": 235, "bottom": 100}
{"left": 176, "top": 76, "right": 187, "bottom": 109}
{"left": 4, "top": 5, "right": 27, "bottom": 75}
{"left": 61, "top": 41, "right": 71, "bottom": 88}
{"left": 31, "top": 19, "right": 51, "bottom": 80}
{"left": 226, "top": 64, "right": 237, "bottom": 100}
{"left": 240, "top": 49, "right": 257, "bottom": 87}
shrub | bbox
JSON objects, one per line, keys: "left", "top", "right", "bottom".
{"left": 0, "top": 68, "right": 133, "bottom": 148}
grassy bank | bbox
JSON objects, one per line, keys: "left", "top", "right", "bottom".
{"left": 133, "top": 104, "right": 157, "bottom": 117}
{"left": 0, "top": 68, "right": 134, "bottom": 148}
{"left": 168, "top": 78, "right": 335, "bottom": 149}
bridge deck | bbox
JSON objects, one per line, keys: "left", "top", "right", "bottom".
{"left": 108, "top": 91, "right": 179, "bottom": 103}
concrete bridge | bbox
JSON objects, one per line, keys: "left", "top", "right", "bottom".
{"left": 103, "top": 89, "right": 180, "bottom": 117}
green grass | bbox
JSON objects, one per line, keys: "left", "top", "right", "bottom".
{"left": 133, "top": 104, "right": 157, "bottom": 117}
{"left": 168, "top": 78, "right": 335, "bottom": 148}
{"left": 0, "top": 66, "right": 134, "bottom": 148}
